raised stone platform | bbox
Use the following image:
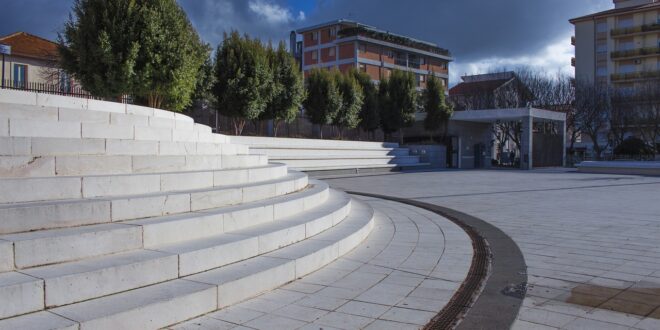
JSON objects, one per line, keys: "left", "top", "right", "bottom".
{"left": 577, "top": 161, "right": 660, "bottom": 176}
{"left": 173, "top": 196, "right": 473, "bottom": 329}
{"left": 0, "top": 90, "right": 384, "bottom": 329}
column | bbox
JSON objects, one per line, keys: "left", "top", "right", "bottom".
{"left": 521, "top": 116, "right": 533, "bottom": 170}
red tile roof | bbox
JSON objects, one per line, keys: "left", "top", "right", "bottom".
{"left": 0, "top": 32, "right": 59, "bottom": 61}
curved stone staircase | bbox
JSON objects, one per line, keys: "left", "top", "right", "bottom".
{"left": 0, "top": 90, "right": 374, "bottom": 329}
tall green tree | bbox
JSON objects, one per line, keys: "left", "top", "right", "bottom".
{"left": 263, "top": 42, "right": 305, "bottom": 136}
{"left": 59, "top": 0, "right": 140, "bottom": 100}
{"left": 133, "top": 0, "right": 208, "bottom": 110}
{"left": 214, "top": 31, "right": 273, "bottom": 135}
{"left": 352, "top": 70, "right": 380, "bottom": 139}
{"left": 380, "top": 70, "right": 417, "bottom": 143}
{"left": 423, "top": 74, "right": 453, "bottom": 141}
{"left": 334, "top": 71, "right": 364, "bottom": 139}
{"left": 303, "top": 68, "right": 341, "bottom": 139}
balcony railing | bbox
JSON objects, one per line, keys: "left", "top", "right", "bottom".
{"left": 611, "top": 70, "right": 660, "bottom": 81}
{"left": 610, "top": 46, "right": 660, "bottom": 59}
{"left": 571, "top": 57, "right": 576, "bottom": 67}
{"left": 338, "top": 27, "right": 451, "bottom": 57}
{"left": 611, "top": 23, "right": 660, "bottom": 37}
{"left": 571, "top": 36, "right": 576, "bottom": 46}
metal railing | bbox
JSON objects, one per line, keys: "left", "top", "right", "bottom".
{"left": 0, "top": 80, "right": 132, "bottom": 104}
{"left": 611, "top": 23, "right": 660, "bottom": 37}
{"left": 610, "top": 46, "right": 660, "bottom": 59}
{"left": 611, "top": 70, "right": 660, "bottom": 81}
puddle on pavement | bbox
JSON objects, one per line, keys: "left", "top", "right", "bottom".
{"left": 566, "top": 284, "right": 660, "bottom": 318}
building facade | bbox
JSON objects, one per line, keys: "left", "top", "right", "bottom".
{"left": 0, "top": 32, "right": 70, "bottom": 89}
{"left": 291, "top": 20, "right": 452, "bottom": 90}
{"left": 570, "top": 0, "right": 659, "bottom": 87}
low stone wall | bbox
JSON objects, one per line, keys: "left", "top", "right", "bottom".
{"left": 404, "top": 144, "right": 447, "bottom": 168}
{"left": 577, "top": 161, "right": 660, "bottom": 176}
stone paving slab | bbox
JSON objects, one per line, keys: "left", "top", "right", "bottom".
{"left": 326, "top": 169, "right": 660, "bottom": 329}
{"left": 171, "top": 197, "right": 473, "bottom": 329}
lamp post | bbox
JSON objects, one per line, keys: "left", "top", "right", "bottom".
{"left": 0, "top": 44, "right": 11, "bottom": 89}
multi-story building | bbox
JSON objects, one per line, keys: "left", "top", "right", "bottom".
{"left": 291, "top": 19, "right": 452, "bottom": 90}
{"left": 570, "top": 0, "right": 659, "bottom": 87}
{"left": 0, "top": 32, "right": 66, "bottom": 88}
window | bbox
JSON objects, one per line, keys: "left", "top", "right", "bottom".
{"left": 359, "top": 44, "right": 366, "bottom": 54}
{"left": 328, "top": 47, "right": 335, "bottom": 57}
{"left": 596, "top": 42, "right": 607, "bottom": 53}
{"left": 13, "top": 64, "right": 27, "bottom": 88}
{"left": 59, "top": 71, "right": 71, "bottom": 93}
{"left": 619, "top": 40, "right": 634, "bottom": 51}
{"left": 619, "top": 63, "right": 636, "bottom": 74}
{"left": 329, "top": 27, "right": 337, "bottom": 37}
{"left": 596, "top": 21, "right": 608, "bottom": 33}
{"left": 394, "top": 52, "right": 407, "bottom": 66}
{"left": 386, "top": 50, "right": 393, "bottom": 58}
{"left": 618, "top": 16, "right": 633, "bottom": 28}
{"left": 311, "top": 32, "right": 318, "bottom": 41}
{"left": 420, "top": 57, "right": 425, "bottom": 65}
{"left": 311, "top": 51, "right": 317, "bottom": 60}
{"left": 359, "top": 63, "right": 367, "bottom": 72}
{"left": 596, "top": 66, "right": 607, "bottom": 77}
{"left": 408, "top": 54, "right": 420, "bottom": 69}
{"left": 419, "top": 74, "right": 425, "bottom": 82}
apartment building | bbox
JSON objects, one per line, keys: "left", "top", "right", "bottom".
{"left": 570, "top": 0, "right": 660, "bottom": 87}
{"left": 291, "top": 19, "right": 452, "bottom": 90}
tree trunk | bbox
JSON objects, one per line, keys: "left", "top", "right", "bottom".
{"left": 399, "top": 129, "right": 404, "bottom": 145}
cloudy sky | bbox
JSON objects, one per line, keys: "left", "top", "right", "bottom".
{"left": 0, "top": 0, "right": 613, "bottom": 85}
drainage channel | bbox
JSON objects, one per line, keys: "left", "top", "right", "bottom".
{"left": 347, "top": 191, "right": 527, "bottom": 330}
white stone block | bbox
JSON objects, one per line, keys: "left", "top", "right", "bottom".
{"left": 59, "top": 108, "right": 110, "bottom": 123}
{"left": 159, "top": 141, "right": 196, "bottom": 155}
{"left": 82, "top": 174, "right": 161, "bottom": 198}
{"left": 197, "top": 133, "right": 214, "bottom": 143}
{"left": 134, "top": 126, "right": 172, "bottom": 141}
{"left": 0, "top": 89, "right": 37, "bottom": 105}
{"left": 0, "top": 104, "right": 58, "bottom": 121}
{"left": 187, "top": 256, "right": 295, "bottom": 309}
{"left": 161, "top": 171, "right": 213, "bottom": 192}
{"left": 36, "top": 93, "right": 87, "bottom": 110}
{"left": 153, "top": 109, "right": 176, "bottom": 120}
{"left": 87, "top": 99, "right": 126, "bottom": 114}
{"left": 5, "top": 223, "right": 142, "bottom": 268}
{"left": 185, "top": 155, "right": 221, "bottom": 171}
{"left": 172, "top": 129, "right": 197, "bottom": 142}
{"left": 190, "top": 187, "right": 242, "bottom": 211}
{"left": 132, "top": 155, "right": 185, "bottom": 173}
{"left": 0, "top": 311, "right": 78, "bottom": 330}
{"left": 221, "top": 155, "right": 258, "bottom": 169}
{"left": 175, "top": 120, "right": 195, "bottom": 130}
{"left": 195, "top": 143, "right": 222, "bottom": 155}
{"left": 111, "top": 193, "right": 190, "bottom": 222}
{"left": 31, "top": 137, "right": 105, "bottom": 156}
{"left": 0, "top": 272, "right": 44, "bottom": 319}
{"left": 242, "top": 182, "right": 277, "bottom": 203}
{"left": 0, "top": 137, "right": 31, "bottom": 156}
{"left": 110, "top": 112, "right": 149, "bottom": 127}
{"left": 106, "top": 139, "right": 158, "bottom": 155}
{"left": 159, "top": 235, "right": 259, "bottom": 276}
{"left": 0, "top": 199, "right": 111, "bottom": 234}
{"left": 82, "top": 122, "right": 134, "bottom": 140}
{"left": 0, "top": 156, "right": 55, "bottom": 177}
{"left": 194, "top": 124, "right": 212, "bottom": 135}
{"left": 174, "top": 113, "right": 194, "bottom": 123}
{"left": 126, "top": 104, "right": 154, "bottom": 117}
{"left": 0, "top": 240, "right": 13, "bottom": 272}
{"left": 257, "top": 223, "right": 307, "bottom": 254}
{"left": 0, "top": 177, "right": 81, "bottom": 203}
{"left": 148, "top": 116, "right": 175, "bottom": 129}
{"left": 56, "top": 155, "right": 132, "bottom": 176}
{"left": 0, "top": 118, "right": 7, "bottom": 136}
{"left": 51, "top": 279, "right": 217, "bottom": 330}
{"left": 213, "top": 168, "right": 249, "bottom": 186}
{"left": 136, "top": 213, "right": 224, "bottom": 247}
{"left": 10, "top": 119, "right": 81, "bottom": 139}
{"left": 275, "top": 179, "right": 296, "bottom": 196}
{"left": 220, "top": 203, "right": 274, "bottom": 232}
{"left": 23, "top": 250, "right": 178, "bottom": 307}
{"left": 295, "top": 243, "right": 338, "bottom": 277}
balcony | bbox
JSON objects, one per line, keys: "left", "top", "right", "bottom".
{"left": 611, "top": 23, "right": 660, "bottom": 37}
{"left": 571, "top": 57, "right": 576, "bottom": 67}
{"left": 610, "top": 70, "right": 660, "bottom": 81}
{"left": 571, "top": 36, "right": 576, "bottom": 46}
{"left": 610, "top": 46, "right": 660, "bottom": 60}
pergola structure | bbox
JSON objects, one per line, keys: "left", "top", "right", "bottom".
{"left": 449, "top": 108, "right": 567, "bottom": 170}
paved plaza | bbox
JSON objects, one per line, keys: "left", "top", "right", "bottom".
{"left": 323, "top": 169, "right": 660, "bottom": 329}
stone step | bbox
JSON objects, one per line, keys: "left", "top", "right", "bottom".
{"left": 0, "top": 190, "right": 347, "bottom": 311}
{"left": 2, "top": 116, "right": 227, "bottom": 144}
{"left": 0, "top": 197, "right": 373, "bottom": 329}
{"left": 0, "top": 91, "right": 195, "bottom": 123}
{"left": 0, "top": 311, "right": 77, "bottom": 330}
{"left": 0, "top": 168, "right": 305, "bottom": 234}
{"left": 184, "top": 198, "right": 374, "bottom": 309}
{"left": 0, "top": 175, "right": 314, "bottom": 268}
{"left": 0, "top": 152, "right": 267, "bottom": 178}
{"left": 0, "top": 136, "right": 249, "bottom": 157}
{"left": 271, "top": 155, "right": 422, "bottom": 170}
{"left": 229, "top": 135, "right": 400, "bottom": 149}
{"left": 250, "top": 147, "right": 411, "bottom": 157}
